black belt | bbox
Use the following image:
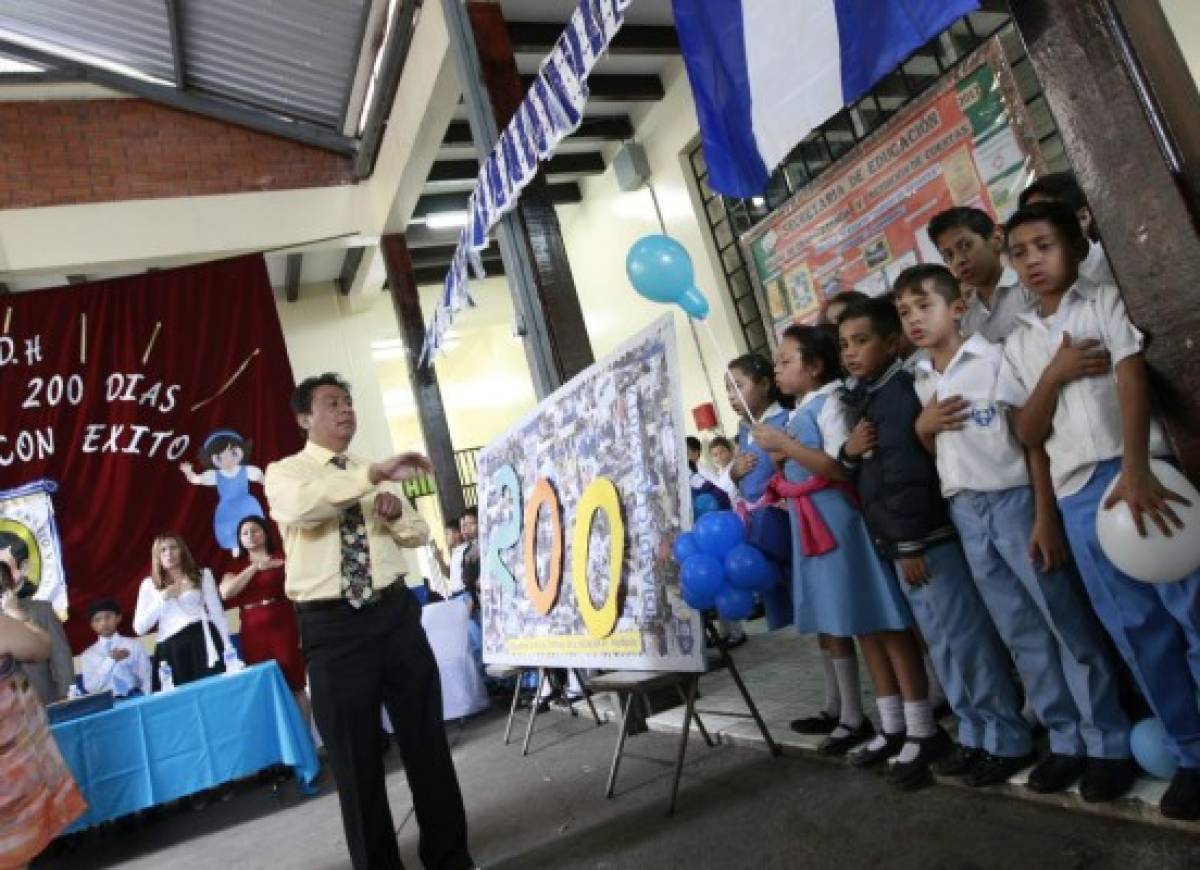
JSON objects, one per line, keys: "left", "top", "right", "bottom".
{"left": 294, "top": 577, "right": 406, "bottom": 615}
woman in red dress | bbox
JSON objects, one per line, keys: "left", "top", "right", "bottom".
{"left": 220, "top": 515, "right": 310, "bottom": 727}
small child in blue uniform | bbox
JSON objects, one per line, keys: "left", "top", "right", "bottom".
{"left": 726, "top": 353, "right": 863, "bottom": 735}
{"left": 895, "top": 263, "right": 1133, "bottom": 801}
{"left": 752, "top": 325, "right": 939, "bottom": 775}
{"left": 998, "top": 201, "right": 1200, "bottom": 820}
{"left": 837, "top": 297, "right": 1033, "bottom": 787}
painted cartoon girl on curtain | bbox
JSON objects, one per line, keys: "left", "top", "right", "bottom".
{"left": 179, "top": 430, "right": 264, "bottom": 555}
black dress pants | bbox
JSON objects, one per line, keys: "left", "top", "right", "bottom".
{"left": 299, "top": 585, "right": 472, "bottom": 870}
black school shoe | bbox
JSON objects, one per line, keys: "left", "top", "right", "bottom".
{"left": 848, "top": 731, "right": 906, "bottom": 769}
{"left": 933, "top": 744, "right": 985, "bottom": 777}
{"left": 1026, "top": 753, "right": 1086, "bottom": 794}
{"left": 1160, "top": 767, "right": 1200, "bottom": 820}
{"left": 1079, "top": 757, "right": 1137, "bottom": 802}
{"left": 789, "top": 710, "right": 839, "bottom": 735}
{"left": 890, "top": 728, "right": 953, "bottom": 791}
{"left": 963, "top": 751, "right": 1037, "bottom": 787}
{"left": 818, "top": 719, "right": 876, "bottom": 755}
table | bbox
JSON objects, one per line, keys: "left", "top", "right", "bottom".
{"left": 420, "top": 598, "right": 490, "bottom": 721}
{"left": 51, "top": 662, "right": 319, "bottom": 832}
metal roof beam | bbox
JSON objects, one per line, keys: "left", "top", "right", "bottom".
{"left": 164, "top": 0, "right": 187, "bottom": 88}
{"left": 428, "top": 152, "right": 604, "bottom": 183}
{"left": 354, "top": 0, "right": 421, "bottom": 177}
{"left": 506, "top": 22, "right": 679, "bottom": 56}
{"left": 443, "top": 115, "right": 633, "bottom": 145}
{"left": 0, "top": 38, "right": 358, "bottom": 155}
{"left": 284, "top": 253, "right": 303, "bottom": 302}
{"left": 520, "top": 73, "right": 662, "bottom": 102}
{"left": 336, "top": 246, "right": 367, "bottom": 296}
{"left": 414, "top": 183, "right": 581, "bottom": 218}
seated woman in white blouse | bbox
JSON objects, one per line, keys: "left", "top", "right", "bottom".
{"left": 133, "top": 532, "right": 233, "bottom": 691}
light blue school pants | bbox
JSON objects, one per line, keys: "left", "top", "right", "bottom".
{"left": 950, "top": 486, "right": 1129, "bottom": 758}
{"left": 897, "top": 538, "right": 1031, "bottom": 757}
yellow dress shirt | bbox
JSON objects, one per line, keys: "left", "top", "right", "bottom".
{"left": 265, "top": 441, "right": 430, "bottom": 602}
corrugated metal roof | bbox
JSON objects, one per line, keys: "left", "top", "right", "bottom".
{"left": 0, "top": 0, "right": 175, "bottom": 81}
{"left": 180, "top": 0, "right": 368, "bottom": 126}
{"left": 0, "top": 0, "right": 370, "bottom": 129}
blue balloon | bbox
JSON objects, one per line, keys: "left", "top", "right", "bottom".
{"left": 715, "top": 585, "right": 756, "bottom": 621}
{"left": 672, "top": 531, "right": 699, "bottom": 564}
{"left": 693, "top": 493, "right": 720, "bottom": 519}
{"left": 626, "top": 234, "right": 711, "bottom": 321}
{"left": 693, "top": 510, "right": 745, "bottom": 558}
{"left": 1131, "top": 718, "right": 1178, "bottom": 780}
{"left": 680, "top": 553, "right": 726, "bottom": 609}
{"left": 724, "top": 544, "right": 782, "bottom": 592}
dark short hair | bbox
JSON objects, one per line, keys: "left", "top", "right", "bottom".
{"left": 89, "top": 597, "right": 122, "bottom": 618}
{"left": 838, "top": 297, "right": 902, "bottom": 340}
{"left": 927, "top": 207, "right": 996, "bottom": 246}
{"left": 1019, "top": 171, "right": 1088, "bottom": 213}
{"left": 197, "top": 430, "right": 252, "bottom": 468}
{"left": 291, "top": 373, "right": 351, "bottom": 415}
{"left": 0, "top": 531, "right": 28, "bottom": 564}
{"left": 0, "top": 562, "right": 11, "bottom": 590}
{"left": 461, "top": 507, "right": 478, "bottom": 521}
{"left": 709, "top": 436, "right": 734, "bottom": 452}
{"left": 1004, "top": 201, "right": 1088, "bottom": 256}
{"left": 235, "top": 515, "right": 277, "bottom": 554}
{"left": 821, "top": 290, "right": 870, "bottom": 325}
{"left": 445, "top": 518, "right": 461, "bottom": 532}
{"left": 686, "top": 436, "right": 702, "bottom": 452}
{"left": 781, "top": 324, "right": 842, "bottom": 385}
{"left": 893, "top": 264, "right": 961, "bottom": 305}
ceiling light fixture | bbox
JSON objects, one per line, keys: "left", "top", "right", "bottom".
{"left": 424, "top": 211, "right": 471, "bottom": 230}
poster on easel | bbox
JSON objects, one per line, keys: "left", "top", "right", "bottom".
{"left": 477, "top": 315, "right": 704, "bottom": 673}
{"left": 741, "top": 37, "right": 1048, "bottom": 344}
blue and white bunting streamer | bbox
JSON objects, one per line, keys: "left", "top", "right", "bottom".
{"left": 421, "top": 0, "right": 633, "bottom": 363}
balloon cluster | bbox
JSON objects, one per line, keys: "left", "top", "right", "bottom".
{"left": 672, "top": 511, "right": 781, "bottom": 621}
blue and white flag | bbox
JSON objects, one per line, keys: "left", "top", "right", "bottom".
{"left": 422, "top": 0, "right": 633, "bottom": 363}
{"left": 673, "top": 0, "right": 980, "bottom": 198}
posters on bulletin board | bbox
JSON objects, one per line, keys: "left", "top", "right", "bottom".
{"left": 742, "top": 38, "right": 1047, "bottom": 343}
{"left": 476, "top": 315, "right": 705, "bottom": 673}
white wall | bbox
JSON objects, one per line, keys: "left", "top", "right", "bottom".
{"left": 1161, "top": 0, "right": 1200, "bottom": 85}
{"left": 557, "top": 59, "right": 746, "bottom": 436}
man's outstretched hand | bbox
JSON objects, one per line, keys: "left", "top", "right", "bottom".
{"left": 369, "top": 452, "right": 433, "bottom": 485}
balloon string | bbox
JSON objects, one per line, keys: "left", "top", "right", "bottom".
{"left": 190, "top": 348, "right": 260, "bottom": 412}
{"left": 698, "top": 318, "right": 758, "bottom": 425}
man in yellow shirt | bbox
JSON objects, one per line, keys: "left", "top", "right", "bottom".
{"left": 265, "top": 373, "right": 473, "bottom": 870}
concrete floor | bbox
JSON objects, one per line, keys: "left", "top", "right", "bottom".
{"left": 36, "top": 699, "right": 1200, "bottom": 870}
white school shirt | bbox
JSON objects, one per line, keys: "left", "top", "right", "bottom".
{"left": 133, "top": 568, "right": 233, "bottom": 667}
{"left": 1081, "top": 241, "right": 1116, "bottom": 287}
{"left": 447, "top": 543, "right": 468, "bottom": 596}
{"left": 959, "top": 266, "right": 1035, "bottom": 343}
{"left": 788, "top": 380, "right": 851, "bottom": 458}
{"left": 996, "top": 277, "right": 1172, "bottom": 497}
{"left": 80, "top": 633, "right": 153, "bottom": 696}
{"left": 913, "top": 334, "right": 1029, "bottom": 498}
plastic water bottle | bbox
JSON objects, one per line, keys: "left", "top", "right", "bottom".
{"left": 158, "top": 661, "right": 175, "bottom": 692}
{"left": 67, "top": 684, "right": 83, "bottom": 699}
{"left": 222, "top": 646, "right": 244, "bottom": 674}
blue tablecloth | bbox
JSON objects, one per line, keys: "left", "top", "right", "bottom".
{"left": 51, "top": 662, "right": 319, "bottom": 832}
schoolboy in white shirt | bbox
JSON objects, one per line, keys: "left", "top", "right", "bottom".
{"left": 998, "top": 201, "right": 1200, "bottom": 821}
{"left": 927, "top": 206, "right": 1035, "bottom": 342}
{"left": 895, "top": 264, "right": 1132, "bottom": 800}
{"left": 81, "top": 597, "right": 153, "bottom": 697}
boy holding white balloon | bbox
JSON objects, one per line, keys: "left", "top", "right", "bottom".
{"left": 998, "top": 200, "right": 1200, "bottom": 820}
{"left": 895, "top": 263, "right": 1134, "bottom": 801}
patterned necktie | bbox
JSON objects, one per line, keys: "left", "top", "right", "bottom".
{"left": 329, "top": 454, "right": 373, "bottom": 607}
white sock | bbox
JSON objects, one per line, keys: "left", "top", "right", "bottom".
{"left": 862, "top": 734, "right": 889, "bottom": 752}
{"left": 904, "top": 700, "right": 935, "bottom": 740}
{"left": 821, "top": 650, "right": 840, "bottom": 718}
{"left": 924, "top": 655, "right": 946, "bottom": 708}
{"left": 895, "top": 740, "right": 922, "bottom": 764}
{"left": 877, "top": 695, "right": 904, "bottom": 735}
{"left": 833, "top": 657, "right": 864, "bottom": 728}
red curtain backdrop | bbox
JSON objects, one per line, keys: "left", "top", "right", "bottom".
{"left": 0, "top": 255, "right": 301, "bottom": 650}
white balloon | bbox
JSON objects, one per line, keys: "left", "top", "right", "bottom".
{"left": 1096, "top": 459, "right": 1200, "bottom": 583}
